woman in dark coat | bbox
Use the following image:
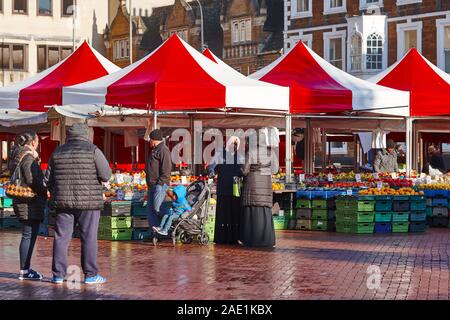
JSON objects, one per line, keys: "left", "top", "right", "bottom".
{"left": 240, "top": 128, "right": 279, "bottom": 248}
{"left": 10, "top": 130, "right": 47, "bottom": 281}
{"left": 207, "top": 136, "right": 243, "bottom": 244}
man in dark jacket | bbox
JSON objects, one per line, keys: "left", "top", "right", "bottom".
{"left": 424, "top": 144, "right": 446, "bottom": 175}
{"left": 45, "top": 123, "right": 112, "bottom": 285}
{"left": 146, "top": 129, "right": 172, "bottom": 237}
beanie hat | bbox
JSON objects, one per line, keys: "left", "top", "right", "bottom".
{"left": 386, "top": 139, "right": 396, "bottom": 149}
{"left": 68, "top": 123, "right": 89, "bottom": 139}
{"left": 149, "top": 129, "right": 163, "bottom": 141}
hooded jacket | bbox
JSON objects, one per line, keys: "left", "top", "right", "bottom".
{"left": 45, "top": 124, "right": 112, "bottom": 211}
{"left": 171, "top": 185, "right": 192, "bottom": 216}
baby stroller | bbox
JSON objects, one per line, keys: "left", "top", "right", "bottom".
{"left": 153, "top": 180, "right": 211, "bottom": 246}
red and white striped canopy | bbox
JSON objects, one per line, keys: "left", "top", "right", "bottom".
{"left": 0, "top": 41, "right": 119, "bottom": 112}
{"left": 63, "top": 35, "right": 289, "bottom": 112}
{"left": 369, "top": 48, "right": 450, "bottom": 117}
{"left": 251, "top": 41, "right": 409, "bottom": 116}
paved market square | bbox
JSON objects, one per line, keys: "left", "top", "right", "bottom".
{"left": 1, "top": 229, "right": 450, "bottom": 300}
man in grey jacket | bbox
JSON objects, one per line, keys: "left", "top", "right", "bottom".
{"left": 374, "top": 139, "right": 399, "bottom": 173}
{"left": 45, "top": 123, "right": 112, "bottom": 285}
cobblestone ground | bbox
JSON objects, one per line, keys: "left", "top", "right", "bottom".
{"left": 1, "top": 229, "right": 450, "bottom": 300}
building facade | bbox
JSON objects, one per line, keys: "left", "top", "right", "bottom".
{"left": 0, "top": 0, "right": 110, "bottom": 86}
{"left": 285, "top": 0, "right": 450, "bottom": 79}
{"left": 221, "top": 0, "right": 284, "bottom": 75}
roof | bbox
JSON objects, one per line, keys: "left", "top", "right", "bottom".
{"left": 251, "top": 41, "right": 409, "bottom": 116}
{"left": 369, "top": 48, "right": 450, "bottom": 117}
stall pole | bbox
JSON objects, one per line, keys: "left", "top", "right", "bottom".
{"left": 322, "top": 130, "right": 327, "bottom": 173}
{"left": 153, "top": 111, "right": 158, "bottom": 130}
{"left": 285, "top": 114, "right": 292, "bottom": 183}
{"left": 305, "top": 119, "right": 314, "bottom": 174}
{"left": 406, "top": 117, "right": 413, "bottom": 175}
{"left": 412, "top": 121, "right": 419, "bottom": 171}
{"left": 60, "top": 116, "right": 66, "bottom": 145}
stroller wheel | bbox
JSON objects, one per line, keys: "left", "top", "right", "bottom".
{"left": 199, "top": 233, "right": 209, "bottom": 245}
{"left": 179, "top": 232, "right": 193, "bottom": 244}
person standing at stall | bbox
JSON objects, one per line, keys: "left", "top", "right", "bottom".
{"left": 146, "top": 129, "right": 172, "bottom": 237}
{"left": 423, "top": 144, "right": 446, "bottom": 175}
{"left": 373, "top": 139, "right": 399, "bottom": 173}
{"left": 207, "top": 136, "right": 243, "bottom": 245}
{"left": 240, "top": 128, "right": 279, "bottom": 248}
{"left": 10, "top": 131, "right": 46, "bottom": 281}
{"left": 45, "top": 123, "right": 112, "bottom": 285}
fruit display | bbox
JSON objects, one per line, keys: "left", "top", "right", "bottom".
{"left": 381, "top": 179, "right": 413, "bottom": 188}
{"left": 359, "top": 187, "right": 423, "bottom": 196}
{"left": 418, "top": 183, "right": 450, "bottom": 190}
{"left": 272, "top": 182, "right": 285, "bottom": 191}
{"left": 170, "top": 175, "right": 202, "bottom": 184}
{"left": 0, "top": 177, "right": 10, "bottom": 184}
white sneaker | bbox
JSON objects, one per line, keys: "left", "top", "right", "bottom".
{"left": 152, "top": 226, "right": 161, "bottom": 232}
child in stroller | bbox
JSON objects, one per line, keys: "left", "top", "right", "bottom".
{"left": 153, "top": 185, "right": 191, "bottom": 236}
{"left": 152, "top": 180, "right": 211, "bottom": 246}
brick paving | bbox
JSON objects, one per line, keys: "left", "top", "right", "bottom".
{"left": 1, "top": 229, "right": 450, "bottom": 300}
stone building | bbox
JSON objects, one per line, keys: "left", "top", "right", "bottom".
{"left": 285, "top": 0, "right": 450, "bottom": 79}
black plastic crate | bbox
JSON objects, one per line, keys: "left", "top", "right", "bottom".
{"left": 393, "top": 201, "right": 410, "bottom": 212}
{"left": 296, "top": 208, "right": 312, "bottom": 219}
{"left": 432, "top": 217, "right": 448, "bottom": 228}
{"left": 409, "top": 222, "right": 427, "bottom": 233}
{"left": 287, "top": 219, "right": 297, "bottom": 230}
{"left": 102, "top": 201, "right": 132, "bottom": 217}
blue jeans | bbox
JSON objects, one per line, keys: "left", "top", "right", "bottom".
{"left": 147, "top": 184, "right": 169, "bottom": 234}
{"left": 159, "top": 211, "right": 178, "bottom": 233}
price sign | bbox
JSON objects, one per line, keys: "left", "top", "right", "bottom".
{"left": 328, "top": 174, "right": 333, "bottom": 182}
{"left": 208, "top": 178, "right": 213, "bottom": 185}
{"left": 116, "top": 174, "right": 124, "bottom": 184}
{"left": 420, "top": 173, "right": 426, "bottom": 178}
{"left": 377, "top": 181, "right": 383, "bottom": 190}
{"left": 346, "top": 189, "right": 353, "bottom": 196}
{"left": 116, "top": 190, "right": 124, "bottom": 200}
{"left": 426, "top": 176, "right": 432, "bottom": 184}
{"left": 299, "top": 174, "right": 305, "bottom": 182}
{"left": 279, "top": 210, "right": 284, "bottom": 217}
{"left": 355, "top": 174, "right": 361, "bottom": 183}
{"left": 373, "top": 173, "right": 379, "bottom": 180}
{"left": 181, "top": 176, "right": 188, "bottom": 185}
{"left": 133, "top": 173, "right": 141, "bottom": 185}
{"left": 391, "top": 172, "right": 398, "bottom": 179}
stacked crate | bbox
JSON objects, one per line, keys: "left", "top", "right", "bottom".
{"left": 336, "top": 196, "right": 375, "bottom": 234}
{"left": 273, "top": 192, "right": 295, "bottom": 231}
{"left": 374, "top": 196, "right": 393, "bottom": 233}
{"left": 0, "top": 196, "right": 21, "bottom": 230}
{"left": 424, "top": 190, "right": 449, "bottom": 228}
{"left": 294, "top": 191, "right": 336, "bottom": 232}
{"left": 99, "top": 201, "right": 133, "bottom": 241}
{"left": 131, "top": 201, "right": 151, "bottom": 240}
{"left": 409, "top": 195, "right": 427, "bottom": 232}
{"left": 391, "top": 196, "right": 410, "bottom": 234}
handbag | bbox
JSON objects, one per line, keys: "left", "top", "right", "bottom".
{"left": 6, "top": 151, "right": 37, "bottom": 202}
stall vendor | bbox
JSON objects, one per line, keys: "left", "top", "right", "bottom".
{"left": 373, "top": 139, "right": 399, "bottom": 173}
{"left": 423, "top": 144, "right": 446, "bottom": 175}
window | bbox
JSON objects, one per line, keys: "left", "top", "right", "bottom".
{"left": 366, "top": 33, "right": 383, "bottom": 70}
{"left": 397, "top": 21, "right": 422, "bottom": 60}
{"left": 38, "top": 0, "right": 52, "bottom": 15}
{"left": 113, "top": 39, "right": 129, "bottom": 61}
{"left": 169, "top": 29, "right": 188, "bottom": 42}
{"left": 231, "top": 19, "right": 252, "bottom": 44}
{"left": 13, "top": 0, "right": 28, "bottom": 14}
{"left": 444, "top": 26, "right": 450, "bottom": 73}
{"left": 329, "top": 38, "right": 343, "bottom": 69}
{"left": 350, "top": 34, "right": 362, "bottom": 71}
{"left": 37, "top": 45, "right": 72, "bottom": 71}
{"left": 436, "top": 18, "right": 450, "bottom": 73}
{"left": 360, "top": 0, "right": 383, "bottom": 9}
{"left": 61, "top": 0, "right": 74, "bottom": 16}
{"left": 291, "top": 0, "right": 312, "bottom": 18}
{"left": 0, "top": 44, "right": 27, "bottom": 71}
{"left": 396, "top": 0, "right": 422, "bottom": 5}
{"left": 324, "top": 0, "right": 346, "bottom": 15}
{"left": 0, "top": 0, "right": 3, "bottom": 13}
{"left": 328, "top": 142, "right": 348, "bottom": 155}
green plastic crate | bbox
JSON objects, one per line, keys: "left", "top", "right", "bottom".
{"left": 336, "top": 222, "right": 374, "bottom": 234}
{"left": 2, "top": 197, "right": 13, "bottom": 208}
{"left": 375, "top": 212, "right": 392, "bottom": 222}
{"left": 410, "top": 201, "right": 427, "bottom": 211}
{"left": 426, "top": 207, "right": 433, "bottom": 217}
{"left": 296, "top": 199, "right": 311, "bottom": 209}
{"left": 131, "top": 202, "right": 148, "bottom": 216}
{"left": 98, "top": 228, "right": 132, "bottom": 241}
{"left": 392, "top": 222, "right": 409, "bottom": 233}
{"left": 357, "top": 196, "right": 376, "bottom": 201}
{"left": 99, "top": 217, "right": 132, "bottom": 230}
{"left": 312, "top": 199, "right": 327, "bottom": 209}
{"left": 335, "top": 199, "right": 358, "bottom": 211}
{"left": 336, "top": 211, "right": 374, "bottom": 223}
{"left": 336, "top": 221, "right": 355, "bottom": 233}
{"left": 392, "top": 212, "right": 409, "bottom": 222}
{"left": 410, "top": 195, "right": 426, "bottom": 201}
{"left": 375, "top": 201, "right": 392, "bottom": 212}
{"left": 312, "top": 209, "right": 328, "bottom": 220}
{"left": 273, "top": 216, "right": 287, "bottom": 230}
{"left": 355, "top": 222, "right": 375, "bottom": 234}
{"left": 392, "top": 196, "right": 410, "bottom": 201}
{"left": 311, "top": 220, "right": 328, "bottom": 231}
{"left": 357, "top": 201, "right": 375, "bottom": 212}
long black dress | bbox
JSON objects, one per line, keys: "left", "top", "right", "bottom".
{"left": 207, "top": 150, "right": 243, "bottom": 244}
